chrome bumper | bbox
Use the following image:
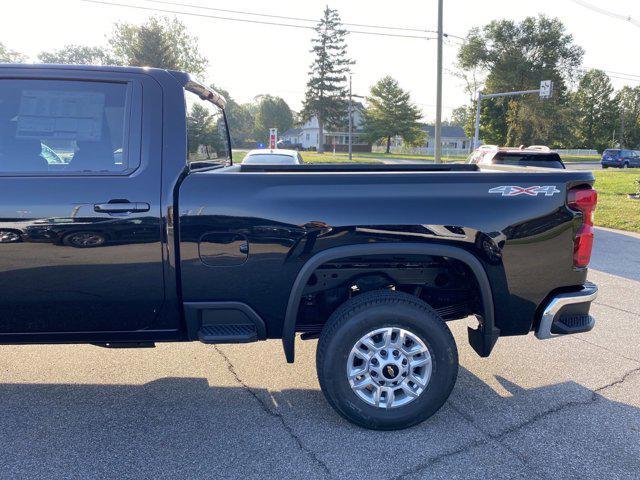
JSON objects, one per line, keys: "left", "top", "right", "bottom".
{"left": 535, "top": 283, "right": 598, "bottom": 340}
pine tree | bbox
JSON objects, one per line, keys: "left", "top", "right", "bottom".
{"left": 301, "top": 7, "right": 353, "bottom": 153}
{"left": 362, "top": 76, "right": 424, "bottom": 153}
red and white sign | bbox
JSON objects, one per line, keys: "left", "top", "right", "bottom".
{"left": 269, "top": 128, "right": 278, "bottom": 149}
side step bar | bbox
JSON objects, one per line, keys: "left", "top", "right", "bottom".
{"left": 198, "top": 324, "right": 258, "bottom": 344}
{"left": 536, "top": 283, "right": 598, "bottom": 340}
{"left": 183, "top": 301, "right": 267, "bottom": 344}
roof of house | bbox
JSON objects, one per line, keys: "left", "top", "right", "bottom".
{"left": 421, "top": 124, "right": 468, "bottom": 139}
{"left": 282, "top": 128, "right": 303, "bottom": 137}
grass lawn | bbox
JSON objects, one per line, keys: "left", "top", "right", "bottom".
{"left": 593, "top": 170, "right": 640, "bottom": 233}
{"left": 232, "top": 150, "right": 382, "bottom": 164}
{"left": 561, "top": 155, "right": 601, "bottom": 163}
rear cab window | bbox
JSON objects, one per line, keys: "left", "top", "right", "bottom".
{"left": 0, "top": 79, "right": 133, "bottom": 174}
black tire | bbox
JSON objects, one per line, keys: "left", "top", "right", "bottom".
{"left": 62, "top": 231, "right": 107, "bottom": 248}
{"left": 316, "top": 290, "right": 458, "bottom": 430}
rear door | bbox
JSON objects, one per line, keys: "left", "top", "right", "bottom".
{"left": 0, "top": 69, "right": 164, "bottom": 334}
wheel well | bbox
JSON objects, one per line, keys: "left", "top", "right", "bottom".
{"left": 294, "top": 254, "right": 483, "bottom": 339}
{"left": 282, "top": 243, "right": 497, "bottom": 363}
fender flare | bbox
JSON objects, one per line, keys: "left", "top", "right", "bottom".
{"left": 282, "top": 242, "right": 497, "bottom": 362}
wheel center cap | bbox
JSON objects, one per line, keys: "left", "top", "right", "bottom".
{"left": 382, "top": 363, "right": 400, "bottom": 380}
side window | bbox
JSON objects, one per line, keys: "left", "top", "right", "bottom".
{"left": 185, "top": 90, "right": 230, "bottom": 165}
{"left": 0, "top": 79, "right": 132, "bottom": 174}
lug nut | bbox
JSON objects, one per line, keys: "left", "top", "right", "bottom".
{"left": 393, "top": 350, "right": 399, "bottom": 357}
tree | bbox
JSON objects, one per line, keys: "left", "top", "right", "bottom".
{"left": 457, "top": 15, "right": 583, "bottom": 147}
{"left": 301, "top": 7, "right": 353, "bottom": 153}
{"left": 615, "top": 86, "right": 640, "bottom": 149}
{"left": 210, "top": 84, "right": 257, "bottom": 147}
{"left": 186, "top": 104, "right": 221, "bottom": 159}
{"left": 362, "top": 76, "right": 424, "bottom": 153}
{"left": 38, "top": 45, "right": 118, "bottom": 65}
{"left": 254, "top": 95, "right": 294, "bottom": 144}
{"left": 109, "top": 17, "right": 207, "bottom": 75}
{"left": 0, "top": 42, "right": 26, "bottom": 63}
{"left": 571, "top": 69, "right": 617, "bottom": 152}
{"left": 447, "top": 105, "right": 472, "bottom": 128}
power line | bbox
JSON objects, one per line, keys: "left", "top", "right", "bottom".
{"left": 570, "top": 0, "right": 640, "bottom": 28}
{"left": 140, "top": 0, "right": 466, "bottom": 39}
{"left": 78, "top": 0, "right": 440, "bottom": 40}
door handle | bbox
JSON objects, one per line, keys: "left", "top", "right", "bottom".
{"left": 94, "top": 202, "right": 150, "bottom": 214}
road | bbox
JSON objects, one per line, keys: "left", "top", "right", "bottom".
{"left": 0, "top": 228, "right": 638, "bottom": 480}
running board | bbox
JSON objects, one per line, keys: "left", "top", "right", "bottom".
{"left": 183, "top": 302, "right": 267, "bottom": 343}
{"left": 198, "top": 324, "right": 259, "bottom": 344}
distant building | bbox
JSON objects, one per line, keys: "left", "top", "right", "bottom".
{"left": 391, "top": 124, "right": 471, "bottom": 151}
{"left": 281, "top": 104, "right": 371, "bottom": 152}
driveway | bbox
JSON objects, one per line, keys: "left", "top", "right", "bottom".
{"left": 0, "top": 227, "right": 638, "bottom": 479}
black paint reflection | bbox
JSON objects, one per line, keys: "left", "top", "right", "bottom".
{"left": 0, "top": 215, "right": 159, "bottom": 248}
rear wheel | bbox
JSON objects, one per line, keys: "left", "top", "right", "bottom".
{"left": 316, "top": 290, "right": 458, "bottom": 430}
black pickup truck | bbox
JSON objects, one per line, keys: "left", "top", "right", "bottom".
{"left": 0, "top": 65, "right": 598, "bottom": 430}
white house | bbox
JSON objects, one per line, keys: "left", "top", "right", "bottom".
{"left": 281, "top": 104, "right": 371, "bottom": 152}
{"left": 390, "top": 124, "right": 471, "bottom": 151}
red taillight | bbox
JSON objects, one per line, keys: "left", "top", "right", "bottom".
{"left": 568, "top": 187, "right": 597, "bottom": 268}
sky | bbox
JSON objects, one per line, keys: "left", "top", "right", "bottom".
{"left": 2, "top": 0, "right": 640, "bottom": 121}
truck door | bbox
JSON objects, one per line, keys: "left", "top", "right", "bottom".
{"left": 0, "top": 70, "right": 164, "bottom": 334}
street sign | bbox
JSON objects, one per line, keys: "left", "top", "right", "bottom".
{"left": 269, "top": 128, "right": 278, "bottom": 149}
{"left": 540, "top": 80, "right": 553, "bottom": 99}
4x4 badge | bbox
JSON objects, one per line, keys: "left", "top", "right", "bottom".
{"left": 489, "top": 185, "right": 561, "bottom": 197}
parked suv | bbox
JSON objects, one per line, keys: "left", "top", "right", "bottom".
{"left": 468, "top": 145, "right": 565, "bottom": 169}
{"left": 601, "top": 149, "right": 640, "bottom": 169}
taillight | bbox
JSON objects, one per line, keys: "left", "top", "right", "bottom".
{"left": 568, "top": 187, "right": 597, "bottom": 268}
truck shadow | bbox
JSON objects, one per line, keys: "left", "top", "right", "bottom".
{"left": 0, "top": 366, "right": 638, "bottom": 479}
{"left": 591, "top": 227, "right": 640, "bottom": 281}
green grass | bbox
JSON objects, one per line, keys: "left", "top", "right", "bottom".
{"left": 593, "top": 170, "right": 640, "bottom": 233}
{"left": 232, "top": 150, "right": 383, "bottom": 164}
{"left": 561, "top": 155, "right": 601, "bottom": 163}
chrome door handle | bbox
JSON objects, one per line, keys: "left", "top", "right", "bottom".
{"left": 94, "top": 202, "right": 150, "bottom": 214}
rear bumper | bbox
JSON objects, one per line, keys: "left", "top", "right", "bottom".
{"left": 535, "top": 283, "right": 598, "bottom": 340}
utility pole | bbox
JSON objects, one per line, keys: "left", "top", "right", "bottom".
{"left": 434, "top": 0, "right": 443, "bottom": 163}
{"left": 348, "top": 74, "right": 353, "bottom": 161}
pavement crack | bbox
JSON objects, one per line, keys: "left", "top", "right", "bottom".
{"left": 568, "top": 336, "right": 640, "bottom": 365}
{"left": 390, "top": 437, "right": 487, "bottom": 480}
{"left": 213, "top": 345, "right": 334, "bottom": 479}
{"left": 493, "top": 366, "right": 640, "bottom": 441}
{"left": 593, "top": 300, "right": 640, "bottom": 318}
{"left": 401, "top": 367, "right": 640, "bottom": 480}
{"left": 593, "top": 365, "right": 640, "bottom": 394}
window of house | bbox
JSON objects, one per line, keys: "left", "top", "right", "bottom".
{"left": 185, "top": 90, "right": 230, "bottom": 165}
{"left": 0, "top": 79, "right": 132, "bottom": 174}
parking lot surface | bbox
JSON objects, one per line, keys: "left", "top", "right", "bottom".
{"left": 0, "top": 227, "right": 638, "bottom": 480}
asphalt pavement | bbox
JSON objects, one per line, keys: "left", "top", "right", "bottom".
{"left": 0, "top": 227, "right": 638, "bottom": 480}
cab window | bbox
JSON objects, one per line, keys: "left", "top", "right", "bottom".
{"left": 0, "top": 79, "right": 132, "bottom": 174}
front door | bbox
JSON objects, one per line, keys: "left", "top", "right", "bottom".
{"left": 0, "top": 71, "right": 164, "bottom": 334}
